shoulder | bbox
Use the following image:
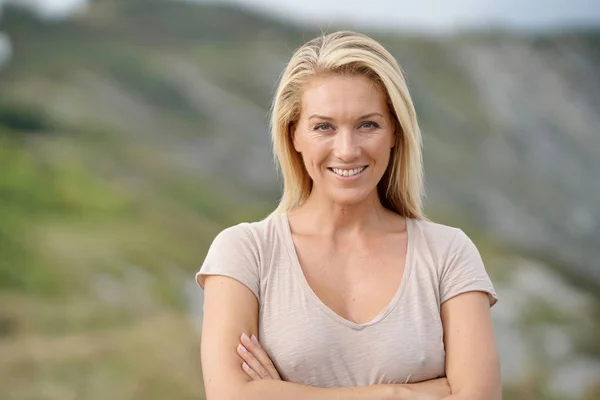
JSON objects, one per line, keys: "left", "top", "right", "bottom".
{"left": 411, "top": 218, "right": 465, "bottom": 251}
{"left": 198, "top": 213, "right": 284, "bottom": 297}
{"left": 412, "top": 219, "right": 497, "bottom": 305}
{"left": 410, "top": 218, "right": 481, "bottom": 268}
{"left": 245, "top": 212, "right": 283, "bottom": 245}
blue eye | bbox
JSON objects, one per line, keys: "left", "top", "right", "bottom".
{"left": 313, "top": 123, "right": 332, "bottom": 131}
{"left": 359, "top": 121, "right": 379, "bottom": 129}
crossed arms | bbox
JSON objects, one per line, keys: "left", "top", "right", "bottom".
{"left": 200, "top": 275, "right": 501, "bottom": 400}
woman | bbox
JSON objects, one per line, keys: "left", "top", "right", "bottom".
{"left": 196, "top": 31, "right": 501, "bottom": 400}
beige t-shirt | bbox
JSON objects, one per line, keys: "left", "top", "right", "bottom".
{"left": 196, "top": 212, "right": 498, "bottom": 387}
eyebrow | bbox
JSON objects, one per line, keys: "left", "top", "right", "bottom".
{"left": 308, "top": 113, "right": 384, "bottom": 121}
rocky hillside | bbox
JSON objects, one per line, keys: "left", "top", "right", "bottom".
{"left": 0, "top": 0, "right": 598, "bottom": 399}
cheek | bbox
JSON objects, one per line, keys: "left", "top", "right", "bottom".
{"left": 369, "top": 138, "right": 394, "bottom": 164}
{"left": 300, "top": 143, "right": 328, "bottom": 170}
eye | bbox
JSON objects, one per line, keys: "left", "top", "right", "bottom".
{"left": 359, "top": 121, "right": 380, "bottom": 130}
{"left": 313, "top": 123, "right": 333, "bottom": 132}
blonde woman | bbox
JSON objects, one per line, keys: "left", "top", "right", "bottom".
{"left": 196, "top": 31, "right": 501, "bottom": 400}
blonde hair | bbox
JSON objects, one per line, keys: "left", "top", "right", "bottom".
{"left": 270, "top": 31, "right": 425, "bottom": 220}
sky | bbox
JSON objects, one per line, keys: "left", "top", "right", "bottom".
{"left": 0, "top": 0, "right": 87, "bottom": 19}
{"left": 0, "top": 0, "right": 599, "bottom": 32}
{"left": 198, "top": 0, "right": 600, "bottom": 33}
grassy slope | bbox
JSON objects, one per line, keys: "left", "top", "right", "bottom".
{"left": 0, "top": 4, "right": 276, "bottom": 398}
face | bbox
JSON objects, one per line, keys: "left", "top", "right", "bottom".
{"left": 292, "top": 74, "right": 396, "bottom": 206}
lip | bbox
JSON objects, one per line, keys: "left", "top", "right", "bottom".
{"left": 327, "top": 166, "right": 368, "bottom": 181}
{"left": 328, "top": 165, "right": 368, "bottom": 170}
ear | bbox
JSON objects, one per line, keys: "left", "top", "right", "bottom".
{"left": 291, "top": 123, "right": 301, "bottom": 153}
{"left": 388, "top": 130, "right": 396, "bottom": 149}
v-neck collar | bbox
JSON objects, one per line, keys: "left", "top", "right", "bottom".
{"left": 279, "top": 212, "right": 414, "bottom": 330}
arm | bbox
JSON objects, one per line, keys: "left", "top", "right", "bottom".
{"left": 237, "top": 331, "right": 451, "bottom": 399}
{"left": 438, "top": 291, "right": 502, "bottom": 400}
{"left": 201, "top": 275, "right": 407, "bottom": 400}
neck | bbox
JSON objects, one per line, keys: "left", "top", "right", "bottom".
{"left": 291, "top": 189, "right": 395, "bottom": 236}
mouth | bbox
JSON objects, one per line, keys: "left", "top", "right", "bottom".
{"left": 327, "top": 165, "right": 368, "bottom": 178}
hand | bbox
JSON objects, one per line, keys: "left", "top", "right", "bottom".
{"left": 237, "top": 333, "right": 282, "bottom": 381}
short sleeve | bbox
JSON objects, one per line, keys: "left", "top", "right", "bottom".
{"left": 195, "top": 224, "right": 260, "bottom": 301}
{"left": 439, "top": 229, "right": 498, "bottom": 307}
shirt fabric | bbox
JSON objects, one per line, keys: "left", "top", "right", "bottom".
{"left": 195, "top": 212, "right": 498, "bottom": 387}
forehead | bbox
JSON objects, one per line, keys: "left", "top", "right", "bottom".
{"left": 300, "top": 75, "right": 388, "bottom": 118}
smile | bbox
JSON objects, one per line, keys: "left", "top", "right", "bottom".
{"left": 328, "top": 166, "right": 368, "bottom": 178}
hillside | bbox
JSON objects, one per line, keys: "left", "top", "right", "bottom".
{"left": 0, "top": 1, "right": 599, "bottom": 399}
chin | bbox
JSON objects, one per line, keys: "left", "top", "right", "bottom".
{"left": 327, "top": 188, "right": 374, "bottom": 206}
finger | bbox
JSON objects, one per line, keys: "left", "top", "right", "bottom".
{"left": 241, "top": 334, "right": 281, "bottom": 379}
{"left": 241, "top": 361, "right": 262, "bottom": 381}
{"left": 237, "top": 344, "right": 271, "bottom": 379}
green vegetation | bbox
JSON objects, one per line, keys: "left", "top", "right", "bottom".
{"left": 0, "top": 102, "right": 52, "bottom": 133}
{"left": 0, "top": 6, "right": 272, "bottom": 397}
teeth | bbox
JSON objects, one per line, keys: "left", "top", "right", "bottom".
{"left": 331, "top": 166, "right": 366, "bottom": 177}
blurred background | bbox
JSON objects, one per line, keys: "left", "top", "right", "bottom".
{"left": 0, "top": 0, "right": 599, "bottom": 399}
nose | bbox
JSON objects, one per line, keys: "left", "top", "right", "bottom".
{"left": 333, "top": 128, "right": 361, "bottom": 162}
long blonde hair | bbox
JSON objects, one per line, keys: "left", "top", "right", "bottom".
{"left": 270, "top": 31, "right": 425, "bottom": 220}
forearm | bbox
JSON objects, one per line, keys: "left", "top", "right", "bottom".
{"left": 439, "top": 391, "right": 501, "bottom": 400}
{"left": 233, "top": 380, "right": 404, "bottom": 400}
{"left": 395, "top": 377, "right": 451, "bottom": 399}
{"left": 399, "top": 376, "right": 502, "bottom": 400}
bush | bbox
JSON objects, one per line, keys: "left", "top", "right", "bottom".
{"left": 0, "top": 102, "right": 51, "bottom": 133}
